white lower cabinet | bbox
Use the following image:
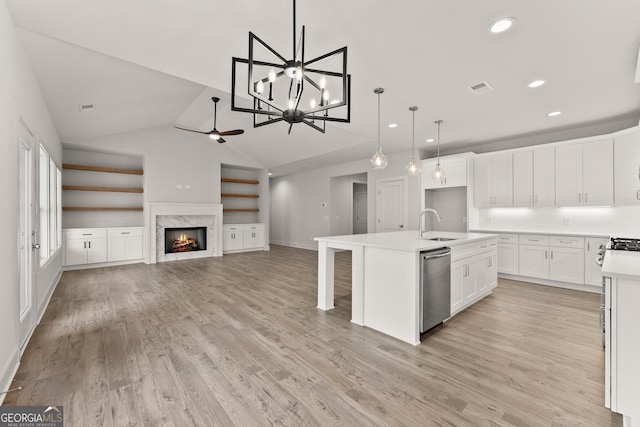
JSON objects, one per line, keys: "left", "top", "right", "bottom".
{"left": 450, "top": 239, "right": 497, "bottom": 315}
{"left": 107, "top": 228, "right": 144, "bottom": 262}
{"left": 65, "top": 227, "right": 143, "bottom": 267}
{"left": 65, "top": 229, "right": 107, "bottom": 266}
{"left": 496, "top": 234, "right": 519, "bottom": 275}
{"left": 517, "top": 234, "right": 585, "bottom": 285}
{"left": 224, "top": 223, "right": 265, "bottom": 253}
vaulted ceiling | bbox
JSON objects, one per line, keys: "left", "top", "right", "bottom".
{"left": 6, "top": 0, "right": 640, "bottom": 175}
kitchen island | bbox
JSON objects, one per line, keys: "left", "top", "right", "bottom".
{"left": 315, "top": 230, "right": 498, "bottom": 345}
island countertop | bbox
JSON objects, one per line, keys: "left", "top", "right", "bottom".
{"left": 315, "top": 230, "right": 498, "bottom": 252}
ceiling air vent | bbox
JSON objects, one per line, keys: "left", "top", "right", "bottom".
{"left": 79, "top": 103, "right": 95, "bottom": 112}
{"left": 468, "top": 81, "right": 494, "bottom": 95}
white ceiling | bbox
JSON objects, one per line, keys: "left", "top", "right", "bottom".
{"left": 6, "top": 0, "right": 640, "bottom": 175}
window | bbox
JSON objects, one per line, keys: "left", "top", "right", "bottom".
{"left": 39, "top": 144, "right": 62, "bottom": 265}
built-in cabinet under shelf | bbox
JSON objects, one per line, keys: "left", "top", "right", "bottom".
{"left": 62, "top": 163, "right": 144, "bottom": 212}
{"left": 63, "top": 227, "right": 144, "bottom": 269}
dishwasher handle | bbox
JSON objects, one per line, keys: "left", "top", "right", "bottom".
{"left": 422, "top": 248, "right": 451, "bottom": 260}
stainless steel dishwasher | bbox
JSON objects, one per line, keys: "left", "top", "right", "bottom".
{"left": 421, "top": 247, "right": 452, "bottom": 332}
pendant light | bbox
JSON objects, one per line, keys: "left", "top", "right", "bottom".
{"left": 406, "top": 106, "right": 421, "bottom": 176}
{"left": 370, "top": 88, "right": 388, "bottom": 169}
{"left": 432, "top": 120, "right": 446, "bottom": 180}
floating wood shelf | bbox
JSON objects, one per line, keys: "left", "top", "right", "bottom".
{"left": 63, "top": 207, "right": 144, "bottom": 212}
{"left": 223, "top": 208, "right": 260, "bottom": 213}
{"left": 63, "top": 163, "right": 144, "bottom": 175}
{"left": 221, "top": 193, "right": 259, "bottom": 199}
{"left": 221, "top": 178, "right": 259, "bottom": 185}
{"left": 63, "top": 185, "right": 143, "bottom": 193}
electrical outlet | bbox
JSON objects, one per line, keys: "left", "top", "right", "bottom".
{"left": 176, "top": 184, "right": 183, "bottom": 189}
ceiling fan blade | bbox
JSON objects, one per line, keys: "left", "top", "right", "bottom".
{"left": 173, "top": 125, "right": 212, "bottom": 135}
{"left": 219, "top": 129, "right": 245, "bottom": 136}
{"left": 217, "top": 137, "right": 226, "bottom": 144}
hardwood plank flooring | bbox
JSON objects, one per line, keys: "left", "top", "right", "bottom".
{"left": 4, "top": 245, "right": 616, "bottom": 426}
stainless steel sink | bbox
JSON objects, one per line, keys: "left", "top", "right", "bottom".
{"left": 427, "top": 237, "right": 457, "bottom": 241}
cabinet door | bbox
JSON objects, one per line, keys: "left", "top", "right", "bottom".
{"left": 477, "top": 251, "right": 497, "bottom": 293}
{"left": 450, "top": 259, "right": 465, "bottom": 314}
{"left": 224, "top": 231, "right": 244, "bottom": 251}
{"left": 614, "top": 130, "right": 640, "bottom": 205}
{"left": 513, "top": 151, "right": 533, "bottom": 207}
{"left": 550, "top": 247, "right": 585, "bottom": 284}
{"left": 243, "top": 229, "right": 263, "bottom": 249}
{"left": 533, "top": 147, "right": 555, "bottom": 207}
{"left": 441, "top": 157, "right": 467, "bottom": 188}
{"left": 108, "top": 236, "right": 127, "bottom": 262}
{"left": 519, "top": 244, "right": 549, "bottom": 279}
{"left": 585, "top": 237, "right": 608, "bottom": 287}
{"left": 87, "top": 238, "right": 107, "bottom": 264}
{"left": 462, "top": 259, "right": 477, "bottom": 302}
{"left": 492, "top": 153, "right": 513, "bottom": 207}
{"left": 473, "top": 157, "right": 493, "bottom": 208}
{"left": 126, "top": 235, "right": 144, "bottom": 260}
{"left": 555, "top": 144, "right": 582, "bottom": 206}
{"left": 497, "top": 243, "right": 519, "bottom": 275}
{"left": 582, "top": 139, "right": 613, "bottom": 206}
{"left": 65, "top": 237, "right": 87, "bottom": 266}
{"left": 551, "top": 246, "right": 583, "bottom": 284}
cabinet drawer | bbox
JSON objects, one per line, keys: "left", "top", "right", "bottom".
{"left": 478, "top": 238, "right": 497, "bottom": 253}
{"left": 108, "top": 228, "right": 143, "bottom": 238}
{"left": 65, "top": 228, "right": 107, "bottom": 239}
{"left": 451, "top": 242, "right": 478, "bottom": 262}
{"left": 496, "top": 234, "right": 518, "bottom": 244}
{"left": 519, "top": 235, "right": 549, "bottom": 246}
{"left": 243, "top": 223, "right": 264, "bottom": 231}
{"left": 550, "top": 236, "right": 584, "bottom": 249}
{"left": 224, "top": 225, "right": 242, "bottom": 232}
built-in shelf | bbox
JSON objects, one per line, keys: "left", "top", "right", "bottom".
{"left": 63, "top": 207, "right": 144, "bottom": 212}
{"left": 223, "top": 208, "right": 260, "bottom": 213}
{"left": 221, "top": 177, "right": 259, "bottom": 185}
{"left": 63, "top": 185, "right": 143, "bottom": 193}
{"left": 63, "top": 163, "right": 144, "bottom": 176}
{"left": 221, "top": 193, "right": 259, "bottom": 199}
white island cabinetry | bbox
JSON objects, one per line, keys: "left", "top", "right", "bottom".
{"left": 315, "top": 231, "right": 498, "bottom": 345}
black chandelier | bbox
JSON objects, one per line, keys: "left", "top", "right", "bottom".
{"left": 231, "top": 0, "right": 351, "bottom": 134}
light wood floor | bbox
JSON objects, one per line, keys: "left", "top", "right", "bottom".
{"left": 5, "top": 245, "right": 615, "bottom": 426}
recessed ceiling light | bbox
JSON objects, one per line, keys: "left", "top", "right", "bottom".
{"left": 490, "top": 17, "right": 516, "bottom": 34}
{"left": 388, "top": 123, "right": 398, "bottom": 128}
{"left": 548, "top": 111, "right": 562, "bottom": 117}
{"left": 426, "top": 138, "right": 435, "bottom": 143}
{"left": 268, "top": 172, "right": 273, "bottom": 176}
{"left": 528, "top": 80, "right": 546, "bottom": 88}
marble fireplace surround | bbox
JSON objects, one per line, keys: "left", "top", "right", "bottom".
{"left": 146, "top": 203, "right": 223, "bottom": 264}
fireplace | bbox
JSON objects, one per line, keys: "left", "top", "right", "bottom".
{"left": 164, "top": 227, "right": 207, "bottom": 254}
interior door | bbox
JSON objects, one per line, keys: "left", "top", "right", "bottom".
{"left": 18, "top": 120, "right": 37, "bottom": 349}
{"left": 376, "top": 177, "right": 407, "bottom": 232}
{"left": 354, "top": 191, "right": 368, "bottom": 234}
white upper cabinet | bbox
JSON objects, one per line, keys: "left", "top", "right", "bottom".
{"left": 513, "top": 151, "right": 533, "bottom": 207}
{"left": 422, "top": 155, "right": 468, "bottom": 189}
{"left": 614, "top": 128, "right": 640, "bottom": 205}
{"left": 474, "top": 153, "right": 513, "bottom": 208}
{"left": 533, "top": 147, "right": 556, "bottom": 207}
{"left": 555, "top": 139, "right": 613, "bottom": 206}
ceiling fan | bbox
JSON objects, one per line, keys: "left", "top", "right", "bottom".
{"left": 174, "top": 97, "right": 244, "bottom": 143}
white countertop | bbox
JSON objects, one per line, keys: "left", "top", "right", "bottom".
{"left": 469, "top": 228, "right": 610, "bottom": 238}
{"left": 315, "top": 230, "right": 497, "bottom": 252}
{"left": 602, "top": 250, "right": 640, "bottom": 281}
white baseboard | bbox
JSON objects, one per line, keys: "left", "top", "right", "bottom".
{"left": 0, "top": 347, "right": 19, "bottom": 406}
{"left": 499, "top": 273, "right": 601, "bottom": 293}
{"left": 270, "top": 240, "right": 317, "bottom": 251}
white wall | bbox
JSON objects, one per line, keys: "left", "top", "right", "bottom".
{"left": 0, "top": 3, "right": 63, "bottom": 401}
{"left": 65, "top": 126, "right": 263, "bottom": 205}
{"left": 270, "top": 149, "right": 422, "bottom": 250}
{"left": 329, "top": 173, "right": 366, "bottom": 236}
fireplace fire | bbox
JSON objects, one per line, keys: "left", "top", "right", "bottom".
{"left": 164, "top": 227, "right": 207, "bottom": 254}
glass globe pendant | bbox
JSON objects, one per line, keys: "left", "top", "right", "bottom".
{"left": 432, "top": 120, "right": 446, "bottom": 181}
{"left": 406, "top": 106, "right": 421, "bottom": 176}
{"left": 370, "top": 88, "right": 388, "bottom": 170}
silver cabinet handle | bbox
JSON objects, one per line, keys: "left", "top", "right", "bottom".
{"left": 551, "top": 250, "right": 554, "bottom": 260}
{"left": 545, "top": 250, "right": 548, "bottom": 259}
{"left": 559, "top": 240, "right": 573, "bottom": 244}
{"left": 399, "top": 224, "right": 404, "bottom": 229}
{"left": 588, "top": 242, "right": 590, "bottom": 251}
{"left": 84, "top": 242, "right": 86, "bottom": 249}
{"left": 636, "top": 190, "right": 640, "bottom": 200}
{"left": 121, "top": 232, "right": 130, "bottom": 235}
{"left": 82, "top": 233, "right": 92, "bottom": 236}
{"left": 88, "top": 241, "right": 91, "bottom": 249}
